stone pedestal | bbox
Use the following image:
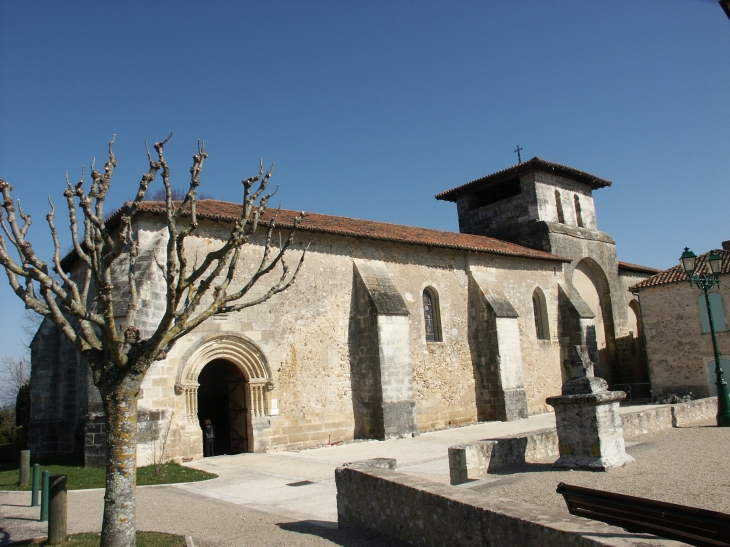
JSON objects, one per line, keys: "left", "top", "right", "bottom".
{"left": 546, "top": 346, "right": 634, "bottom": 470}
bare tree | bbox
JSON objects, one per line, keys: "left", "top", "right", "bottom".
{"left": 0, "top": 134, "right": 306, "bottom": 547}
{"left": 0, "top": 355, "right": 30, "bottom": 443}
{"left": 143, "top": 186, "right": 213, "bottom": 202}
{"left": 152, "top": 410, "right": 174, "bottom": 477}
{"left": 22, "top": 309, "right": 44, "bottom": 344}
{"left": 0, "top": 355, "right": 30, "bottom": 408}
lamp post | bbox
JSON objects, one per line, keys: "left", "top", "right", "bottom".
{"left": 680, "top": 247, "right": 730, "bottom": 426}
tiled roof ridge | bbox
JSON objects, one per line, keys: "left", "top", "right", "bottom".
{"left": 435, "top": 157, "right": 612, "bottom": 202}
{"left": 630, "top": 249, "right": 730, "bottom": 290}
{"left": 99, "top": 199, "right": 570, "bottom": 263}
{"left": 618, "top": 261, "right": 661, "bottom": 275}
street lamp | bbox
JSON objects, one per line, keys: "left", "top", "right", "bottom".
{"left": 680, "top": 247, "right": 730, "bottom": 426}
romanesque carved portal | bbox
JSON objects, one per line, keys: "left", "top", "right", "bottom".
{"left": 197, "top": 360, "right": 248, "bottom": 455}
{"left": 177, "top": 334, "right": 274, "bottom": 455}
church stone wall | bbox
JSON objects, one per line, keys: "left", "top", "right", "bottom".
{"left": 467, "top": 259, "right": 565, "bottom": 416}
{"left": 349, "top": 263, "right": 385, "bottom": 439}
{"left": 25, "top": 159, "right": 659, "bottom": 465}
{"left": 618, "top": 271, "right": 648, "bottom": 297}
{"left": 124, "top": 217, "right": 571, "bottom": 460}
{"left": 376, "top": 248, "right": 477, "bottom": 432}
{"left": 28, "top": 319, "right": 88, "bottom": 457}
{"left": 454, "top": 172, "right": 598, "bottom": 250}
{"left": 533, "top": 172, "right": 597, "bottom": 230}
{"left": 377, "top": 315, "right": 417, "bottom": 438}
{"left": 30, "top": 183, "right": 640, "bottom": 463}
{"left": 450, "top": 167, "right": 651, "bottom": 391}
{"left": 455, "top": 192, "right": 531, "bottom": 236}
{"left": 549, "top": 230, "right": 633, "bottom": 386}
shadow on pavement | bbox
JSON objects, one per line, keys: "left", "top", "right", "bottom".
{"left": 277, "top": 520, "right": 409, "bottom": 546}
{"left": 0, "top": 528, "right": 43, "bottom": 547}
{"left": 485, "top": 462, "right": 562, "bottom": 475}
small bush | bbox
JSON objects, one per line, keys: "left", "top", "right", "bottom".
{"left": 655, "top": 392, "right": 692, "bottom": 404}
{"left": 15, "top": 382, "right": 31, "bottom": 450}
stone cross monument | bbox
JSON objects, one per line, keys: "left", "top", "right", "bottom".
{"left": 546, "top": 346, "right": 634, "bottom": 470}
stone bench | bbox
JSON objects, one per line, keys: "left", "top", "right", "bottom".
{"left": 448, "top": 428, "right": 559, "bottom": 485}
{"left": 448, "top": 397, "right": 719, "bottom": 485}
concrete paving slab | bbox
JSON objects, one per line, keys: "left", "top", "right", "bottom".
{"left": 2, "top": 405, "right": 672, "bottom": 546}
{"left": 180, "top": 405, "right": 670, "bottom": 525}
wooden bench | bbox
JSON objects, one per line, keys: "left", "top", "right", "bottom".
{"left": 556, "top": 482, "right": 730, "bottom": 547}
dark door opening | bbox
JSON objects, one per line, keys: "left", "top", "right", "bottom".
{"left": 197, "top": 359, "right": 248, "bottom": 456}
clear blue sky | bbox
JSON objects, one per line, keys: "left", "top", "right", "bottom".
{"left": 1, "top": 0, "right": 729, "bottom": 359}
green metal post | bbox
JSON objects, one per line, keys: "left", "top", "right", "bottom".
{"left": 48, "top": 475, "right": 68, "bottom": 544}
{"left": 40, "top": 470, "right": 49, "bottom": 521}
{"left": 31, "top": 463, "right": 40, "bottom": 507}
{"left": 703, "top": 287, "right": 730, "bottom": 426}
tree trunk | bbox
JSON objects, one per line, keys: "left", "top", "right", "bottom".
{"left": 100, "top": 377, "right": 141, "bottom": 547}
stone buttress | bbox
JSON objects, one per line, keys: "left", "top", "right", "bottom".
{"left": 350, "top": 259, "right": 417, "bottom": 439}
{"left": 468, "top": 271, "right": 529, "bottom": 421}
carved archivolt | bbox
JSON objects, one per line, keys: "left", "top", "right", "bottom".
{"left": 175, "top": 334, "right": 274, "bottom": 421}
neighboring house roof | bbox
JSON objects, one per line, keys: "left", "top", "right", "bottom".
{"left": 93, "top": 199, "right": 569, "bottom": 264}
{"left": 435, "top": 157, "right": 612, "bottom": 202}
{"left": 630, "top": 250, "right": 730, "bottom": 290}
{"left": 618, "top": 261, "right": 661, "bottom": 275}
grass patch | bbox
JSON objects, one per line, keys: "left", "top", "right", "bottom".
{"left": 0, "top": 453, "right": 216, "bottom": 491}
{"left": 16, "top": 531, "right": 186, "bottom": 546}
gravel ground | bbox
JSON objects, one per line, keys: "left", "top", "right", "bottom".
{"left": 3, "top": 417, "right": 727, "bottom": 546}
{"left": 469, "top": 419, "right": 730, "bottom": 514}
{"left": 1, "top": 485, "right": 408, "bottom": 547}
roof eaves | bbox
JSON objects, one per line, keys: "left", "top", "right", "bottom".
{"left": 289, "top": 223, "right": 572, "bottom": 263}
{"left": 630, "top": 250, "right": 730, "bottom": 291}
{"left": 435, "top": 157, "right": 612, "bottom": 202}
{"left": 61, "top": 200, "right": 572, "bottom": 269}
{"left": 618, "top": 261, "right": 661, "bottom": 275}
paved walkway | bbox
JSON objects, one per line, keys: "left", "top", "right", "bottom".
{"left": 176, "top": 409, "right": 562, "bottom": 526}
{"left": 0, "top": 405, "right": 668, "bottom": 546}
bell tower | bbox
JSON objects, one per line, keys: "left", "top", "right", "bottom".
{"left": 436, "top": 158, "right": 639, "bottom": 388}
{"left": 434, "top": 156, "right": 611, "bottom": 254}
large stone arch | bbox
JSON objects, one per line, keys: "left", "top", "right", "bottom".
{"left": 571, "top": 258, "right": 618, "bottom": 382}
{"left": 175, "top": 334, "right": 274, "bottom": 424}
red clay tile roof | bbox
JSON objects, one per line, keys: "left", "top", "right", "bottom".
{"left": 105, "top": 199, "right": 570, "bottom": 263}
{"left": 630, "top": 250, "right": 730, "bottom": 290}
{"left": 435, "top": 157, "right": 612, "bottom": 202}
{"left": 618, "top": 261, "right": 661, "bottom": 275}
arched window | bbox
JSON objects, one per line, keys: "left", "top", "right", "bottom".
{"left": 574, "top": 195, "right": 584, "bottom": 227}
{"left": 532, "top": 288, "right": 550, "bottom": 340}
{"left": 555, "top": 190, "right": 565, "bottom": 224}
{"left": 423, "top": 287, "right": 442, "bottom": 342}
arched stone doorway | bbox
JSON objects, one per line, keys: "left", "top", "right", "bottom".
{"left": 571, "top": 258, "right": 617, "bottom": 383}
{"left": 197, "top": 359, "right": 248, "bottom": 455}
{"left": 175, "top": 334, "right": 274, "bottom": 456}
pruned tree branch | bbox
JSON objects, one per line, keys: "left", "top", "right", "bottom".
{"left": 0, "top": 135, "right": 306, "bottom": 547}
{"left": 0, "top": 135, "right": 305, "bottom": 373}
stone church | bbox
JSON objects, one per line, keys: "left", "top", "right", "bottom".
{"left": 28, "top": 157, "right": 658, "bottom": 466}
